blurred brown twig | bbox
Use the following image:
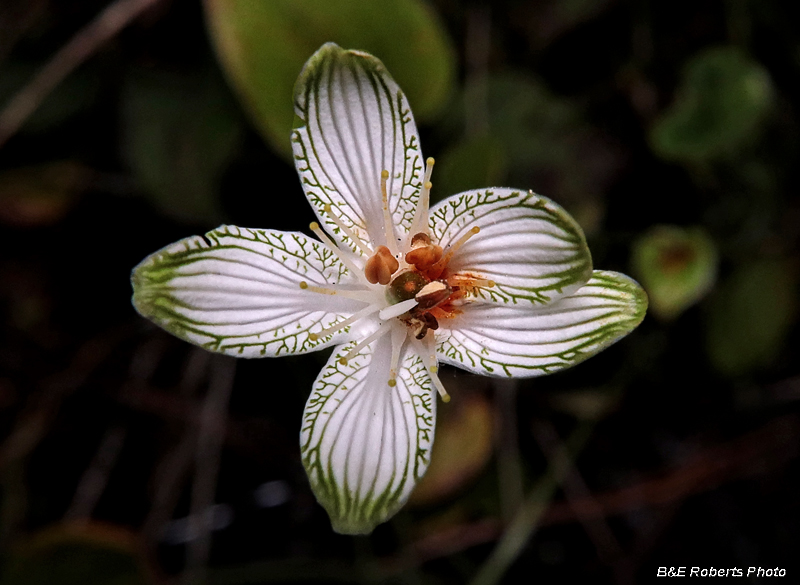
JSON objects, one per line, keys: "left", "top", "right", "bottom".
{"left": 0, "top": 0, "right": 163, "bottom": 148}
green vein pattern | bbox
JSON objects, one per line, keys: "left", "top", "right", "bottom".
{"left": 132, "top": 226, "right": 360, "bottom": 357}
{"left": 300, "top": 336, "right": 436, "bottom": 534}
{"left": 437, "top": 271, "right": 648, "bottom": 377}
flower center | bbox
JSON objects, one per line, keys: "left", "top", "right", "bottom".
{"left": 386, "top": 227, "right": 494, "bottom": 340}
{"left": 298, "top": 157, "right": 495, "bottom": 401}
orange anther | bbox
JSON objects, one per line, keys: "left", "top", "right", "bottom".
{"left": 405, "top": 232, "right": 443, "bottom": 270}
{"left": 364, "top": 245, "right": 399, "bottom": 285}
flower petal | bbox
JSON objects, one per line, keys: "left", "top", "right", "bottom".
{"left": 132, "top": 226, "right": 365, "bottom": 357}
{"left": 293, "top": 42, "right": 424, "bottom": 252}
{"left": 301, "top": 333, "right": 436, "bottom": 534}
{"left": 437, "top": 271, "right": 647, "bottom": 377}
{"left": 429, "top": 188, "right": 592, "bottom": 305}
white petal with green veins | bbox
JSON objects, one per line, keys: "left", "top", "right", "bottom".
{"left": 301, "top": 333, "right": 436, "bottom": 535}
{"left": 437, "top": 271, "right": 647, "bottom": 377}
{"left": 132, "top": 226, "right": 365, "bottom": 357}
{"left": 429, "top": 188, "right": 592, "bottom": 305}
{"left": 293, "top": 43, "right": 423, "bottom": 252}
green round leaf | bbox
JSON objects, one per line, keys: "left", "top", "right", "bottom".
{"left": 632, "top": 225, "right": 718, "bottom": 320}
{"left": 650, "top": 46, "right": 773, "bottom": 161}
{"left": 203, "top": 0, "right": 455, "bottom": 157}
{"left": 705, "top": 259, "right": 798, "bottom": 376}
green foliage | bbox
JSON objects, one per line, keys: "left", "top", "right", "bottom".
{"left": 464, "top": 72, "right": 579, "bottom": 174}
{"left": 203, "top": 0, "right": 455, "bottom": 158}
{"left": 0, "top": 527, "right": 146, "bottom": 585}
{"left": 705, "top": 259, "right": 798, "bottom": 376}
{"left": 632, "top": 225, "right": 718, "bottom": 320}
{"left": 121, "top": 69, "right": 242, "bottom": 223}
{"left": 650, "top": 46, "right": 773, "bottom": 161}
{"left": 435, "top": 135, "right": 508, "bottom": 199}
{"left": 443, "top": 72, "right": 618, "bottom": 234}
{"left": 408, "top": 390, "right": 493, "bottom": 506}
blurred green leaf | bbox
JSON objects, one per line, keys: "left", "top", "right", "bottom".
{"left": 203, "top": 0, "right": 455, "bottom": 158}
{"left": 632, "top": 225, "right": 718, "bottom": 320}
{"left": 408, "top": 389, "right": 493, "bottom": 506}
{"left": 121, "top": 69, "right": 242, "bottom": 223}
{"left": 0, "top": 524, "right": 146, "bottom": 585}
{"left": 705, "top": 259, "right": 798, "bottom": 376}
{"left": 452, "top": 72, "right": 621, "bottom": 234}
{"left": 467, "top": 72, "right": 578, "bottom": 172}
{"left": 434, "top": 135, "right": 508, "bottom": 200}
{"left": 650, "top": 46, "right": 773, "bottom": 162}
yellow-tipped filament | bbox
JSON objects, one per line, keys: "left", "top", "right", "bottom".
{"left": 379, "top": 169, "right": 398, "bottom": 255}
{"left": 322, "top": 204, "right": 372, "bottom": 255}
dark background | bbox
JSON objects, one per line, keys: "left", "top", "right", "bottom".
{"left": 0, "top": 0, "right": 798, "bottom": 583}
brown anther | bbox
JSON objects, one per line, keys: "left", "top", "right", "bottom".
{"left": 405, "top": 232, "right": 443, "bottom": 270}
{"left": 415, "top": 280, "right": 452, "bottom": 311}
{"left": 411, "top": 233, "right": 432, "bottom": 246}
{"left": 364, "top": 245, "right": 399, "bottom": 285}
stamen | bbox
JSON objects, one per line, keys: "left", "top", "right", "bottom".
{"left": 308, "top": 304, "right": 381, "bottom": 341}
{"left": 338, "top": 321, "right": 393, "bottom": 366}
{"left": 410, "top": 157, "right": 435, "bottom": 237}
{"left": 448, "top": 275, "right": 496, "bottom": 289}
{"left": 378, "top": 298, "right": 418, "bottom": 320}
{"left": 364, "top": 245, "right": 399, "bottom": 285}
{"left": 309, "top": 222, "right": 371, "bottom": 286}
{"left": 405, "top": 232, "right": 443, "bottom": 270}
{"left": 443, "top": 226, "right": 481, "bottom": 261}
{"left": 387, "top": 326, "right": 407, "bottom": 387}
{"left": 322, "top": 204, "right": 372, "bottom": 256}
{"left": 380, "top": 170, "right": 398, "bottom": 255}
{"left": 429, "top": 226, "right": 481, "bottom": 278}
{"left": 298, "top": 281, "right": 375, "bottom": 303}
{"left": 417, "top": 332, "right": 449, "bottom": 402}
{"left": 421, "top": 331, "right": 438, "bottom": 370}
{"left": 427, "top": 364, "right": 450, "bottom": 402}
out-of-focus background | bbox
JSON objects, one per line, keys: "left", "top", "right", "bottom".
{"left": 0, "top": 0, "right": 798, "bottom": 583}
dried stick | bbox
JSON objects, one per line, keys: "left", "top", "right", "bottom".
{"left": 532, "top": 420, "right": 622, "bottom": 562}
{"left": 64, "top": 426, "right": 127, "bottom": 523}
{"left": 184, "top": 355, "right": 236, "bottom": 585}
{"left": 469, "top": 421, "right": 596, "bottom": 585}
{"left": 494, "top": 379, "right": 523, "bottom": 525}
{"left": 141, "top": 349, "right": 211, "bottom": 546}
{"left": 385, "top": 413, "right": 799, "bottom": 578}
{"left": 0, "top": 0, "right": 162, "bottom": 148}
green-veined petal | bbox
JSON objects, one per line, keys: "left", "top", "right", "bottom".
{"left": 293, "top": 43, "right": 423, "bottom": 253}
{"left": 429, "top": 188, "right": 593, "bottom": 305}
{"left": 437, "top": 271, "right": 647, "bottom": 377}
{"left": 301, "top": 333, "right": 436, "bottom": 534}
{"left": 132, "top": 226, "right": 366, "bottom": 357}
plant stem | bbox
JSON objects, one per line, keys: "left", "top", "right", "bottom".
{"left": 469, "top": 421, "right": 595, "bottom": 585}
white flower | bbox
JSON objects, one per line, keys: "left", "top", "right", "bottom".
{"left": 131, "top": 43, "right": 647, "bottom": 534}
